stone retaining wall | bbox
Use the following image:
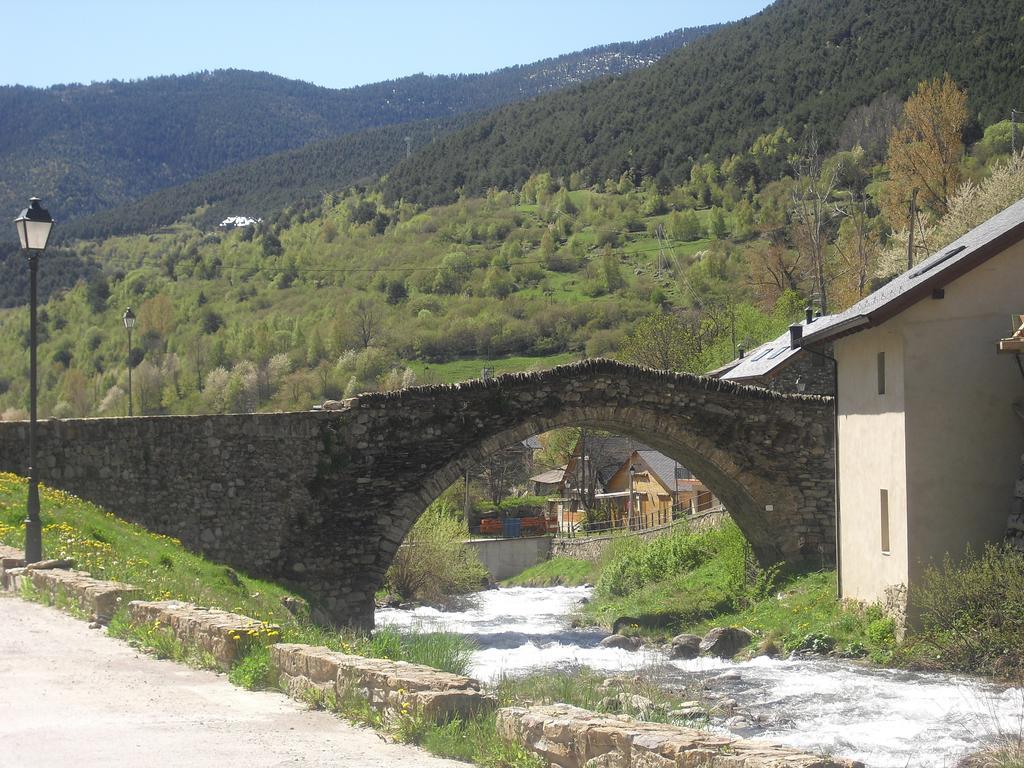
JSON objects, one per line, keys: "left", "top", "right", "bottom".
{"left": 0, "top": 544, "right": 25, "bottom": 586}
{"left": 128, "top": 600, "right": 280, "bottom": 670}
{"left": 497, "top": 704, "right": 863, "bottom": 768}
{"left": 4, "top": 561, "right": 138, "bottom": 622}
{"left": 270, "top": 642, "right": 496, "bottom": 722}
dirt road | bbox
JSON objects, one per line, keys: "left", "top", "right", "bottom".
{"left": 0, "top": 596, "right": 467, "bottom": 767}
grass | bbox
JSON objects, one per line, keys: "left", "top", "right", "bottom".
{"left": 502, "top": 556, "right": 598, "bottom": 587}
{"left": 0, "top": 471, "right": 476, "bottom": 676}
{"left": 0, "top": 472, "right": 299, "bottom": 626}
{"left": 579, "top": 519, "right": 895, "bottom": 661}
{"left": 495, "top": 667, "right": 706, "bottom": 724}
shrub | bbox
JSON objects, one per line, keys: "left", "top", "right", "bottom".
{"left": 910, "top": 543, "right": 1024, "bottom": 678}
{"left": 385, "top": 500, "right": 488, "bottom": 603}
{"left": 596, "top": 521, "right": 745, "bottom": 598}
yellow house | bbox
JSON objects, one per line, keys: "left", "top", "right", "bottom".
{"left": 798, "top": 198, "right": 1024, "bottom": 612}
{"left": 598, "top": 449, "right": 713, "bottom": 530}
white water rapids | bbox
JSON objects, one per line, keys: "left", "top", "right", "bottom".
{"left": 376, "top": 585, "right": 1024, "bottom": 768}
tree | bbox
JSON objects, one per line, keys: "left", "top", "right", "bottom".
{"left": 600, "top": 251, "right": 624, "bottom": 293}
{"left": 670, "top": 209, "right": 704, "bottom": 242}
{"left": 884, "top": 74, "right": 968, "bottom": 221}
{"left": 475, "top": 447, "right": 529, "bottom": 505}
{"left": 85, "top": 276, "right": 110, "bottom": 313}
{"left": 619, "top": 309, "right": 721, "bottom": 373}
{"left": 791, "top": 137, "right": 841, "bottom": 314}
{"left": 709, "top": 207, "right": 728, "bottom": 239}
{"left": 347, "top": 295, "right": 383, "bottom": 349}
{"left": 139, "top": 293, "right": 176, "bottom": 352}
{"left": 384, "top": 500, "right": 487, "bottom": 602}
{"left": 261, "top": 230, "right": 283, "bottom": 257}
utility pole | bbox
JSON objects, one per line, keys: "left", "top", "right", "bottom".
{"left": 907, "top": 188, "right": 918, "bottom": 270}
{"left": 463, "top": 467, "right": 472, "bottom": 534}
{"left": 404, "top": 135, "right": 412, "bottom": 159}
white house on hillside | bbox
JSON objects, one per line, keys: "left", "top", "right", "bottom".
{"left": 797, "top": 198, "right": 1024, "bottom": 614}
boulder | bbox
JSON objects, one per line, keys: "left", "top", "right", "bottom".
{"left": 599, "top": 633, "right": 642, "bottom": 651}
{"left": 599, "top": 692, "right": 657, "bottom": 718}
{"left": 669, "top": 633, "right": 702, "bottom": 660}
{"left": 699, "top": 627, "right": 753, "bottom": 659}
{"left": 612, "top": 615, "right": 642, "bottom": 634}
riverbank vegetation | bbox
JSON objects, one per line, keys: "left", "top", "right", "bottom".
{"left": 383, "top": 499, "right": 488, "bottom": 603}
{"left": 899, "top": 543, "right": 1024, "bottom": 680}
{"left": 511, "top": 520, "right": 897, "bottom": 662}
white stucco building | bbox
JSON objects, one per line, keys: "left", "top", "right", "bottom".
{"left": 798, "top": 199, "right": 1024, "bottom": 610}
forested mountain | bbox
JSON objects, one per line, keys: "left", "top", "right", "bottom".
{"left": 57, "top": 115, "right": 478, "bottom": 242}
{"left": 384, "top": 0, "right": 1024, "bottom": 206}
{"left": 0, "top": 24, "right": 718, "bottom": 228}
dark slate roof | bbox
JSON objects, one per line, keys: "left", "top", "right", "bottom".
{"left": 712, "top": 316, "right": 832, "bottom": 383}
{"left": 573, "top": 435, "right": 696, "bottom": 488}
{"left": 636, "top": 450, "right": 686, "bottom": 492}
{"left": 802, "top": 198, "right": 1024, "bottom": 346}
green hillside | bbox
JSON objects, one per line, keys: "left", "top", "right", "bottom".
{"left": 384, "top": 0, "right": 1024, "bottom": 206}
{"left": 0, "top": 95, "right": 1018, "bottom": 420}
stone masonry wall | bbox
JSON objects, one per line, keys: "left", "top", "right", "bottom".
{"left": 271, "top": 643, "right": 496, "bottom": 723}
{"left": 764, "top": 343, "right": 835, "bottom": 396}
{"left": 0, "top": 360, "right": 835, "bottom": 628}
{"left": 497, "top": 704, "right": 863, "bottom": 768}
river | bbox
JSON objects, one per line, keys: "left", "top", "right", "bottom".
{"left": 376, "top": 585, "right": 1024, "bottom": 768}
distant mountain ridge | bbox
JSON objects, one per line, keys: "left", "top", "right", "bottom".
{"left": 0, "top": 24, "right": 720, "bottom": 229}
{"left": 383, "top": 0, "right": 1024, "bottom": 206}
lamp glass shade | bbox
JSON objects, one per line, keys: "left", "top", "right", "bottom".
{"left": 122, "top": 308, "right": 137, "bottom": 330}
{"left": 14, "top": 198, "right": 54, "bottom": 251}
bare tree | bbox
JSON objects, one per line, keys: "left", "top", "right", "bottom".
{"left": 791, "top": 137, "right": 842, "bottom": 313}
{"left": 348, "top": 295, "right": 383, "bottom": 349}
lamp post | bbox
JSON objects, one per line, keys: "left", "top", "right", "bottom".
{"left": 14, "top": 198, "right": 54, "bottom": 564}
{"left": 122, "top": 307, "right": 136, "bottom": 416}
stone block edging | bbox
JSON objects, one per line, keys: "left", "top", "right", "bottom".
{"left": 271, "top": 642, "right": 496, "bottom": 723}
{"left": 127, "top": 600, "right": 280, "bottom": 670}
{"left": 497, "top": 704, "right": 864, "bottom": 768}
{"left": 2, "top": 548, "right": 138, "bottom": 622}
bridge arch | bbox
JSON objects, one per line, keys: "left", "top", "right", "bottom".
{"left": 0, "top": 360, "right": 834, "bottom": 628}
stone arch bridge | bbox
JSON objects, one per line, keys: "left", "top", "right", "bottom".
{"left": 0, "top": 360, "right": 834, "bottom": 627}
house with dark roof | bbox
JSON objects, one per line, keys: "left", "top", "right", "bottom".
{"left": 795, "top": 198, "right": 1024, "bottom": 611}
{"left": 558, "top": 433, "right": 713, "bottom": 532}
{"left": 708, "top": 311, "right": 835, "bottom": 395}
{"left": 596, "top": 449, "right": 716, "bottom": 530}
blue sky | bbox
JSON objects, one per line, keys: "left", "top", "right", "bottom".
{"left": 5, "top": 1, "right": 772, "bottom": 90}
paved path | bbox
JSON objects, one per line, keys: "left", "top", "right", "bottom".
{"left": 0, "top": 596, "right": 466, "bottom": 767}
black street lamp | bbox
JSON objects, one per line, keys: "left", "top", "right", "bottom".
{"left": 122, "top": 307, "right": 136, "bottom": 416}
{"left": 14, "top": 197, "right": 54, "bottom": 564}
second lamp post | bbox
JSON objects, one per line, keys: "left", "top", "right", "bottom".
{"left": 123, "top": 307, "right": 136, "bottom": 416}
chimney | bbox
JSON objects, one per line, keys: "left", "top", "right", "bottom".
{"left": 789, "top": 323, "right": 804, "bottom": 349}
{"left": 737, "top": 345, "right": 745, "bottom": 359}
{"left": 805, "top": 306, "right": 814, "bottom": 324}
